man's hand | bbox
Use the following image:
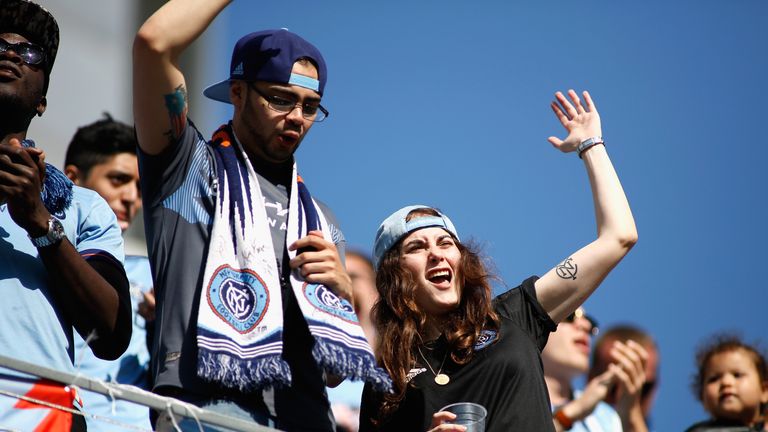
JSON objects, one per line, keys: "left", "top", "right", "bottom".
{"left": 610, "top": 339, "right": 650, "bottom": 432}
{"left": 138, "top": 288, "right": 156, "bottom": 322}
{"left": 553, "top": 368, "right": 617, "bottom": 431}
{"left": 577, "top": 367, "right": 618, "bottom": 416}
{"left": 0, "top": 138, "right": 49, "bottom": 235}
{"left": 289, "top": 231, "right": 353, "bottom": 303}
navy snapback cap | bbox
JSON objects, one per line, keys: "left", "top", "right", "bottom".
{"left": 204, "top": 29, "right": 327, "bottom": 104}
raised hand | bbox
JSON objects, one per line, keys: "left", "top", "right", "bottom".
{"left": 547, "top": 89, "right": 602, "bottom": 154}
{"left": 610, "top": 339, "right": 650, "bottom": 432}
{"left": 578, "top": 367, "right": 619, "bottom": 414}
{"left": 552, "top": 368, "right": 618, "bottom": 431}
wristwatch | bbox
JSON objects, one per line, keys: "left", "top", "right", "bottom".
{"left": 577, "top": 136, "right": 604, "bottom": 159}
{"left": 28, "top": 216, "right": 66, "bottom": 248}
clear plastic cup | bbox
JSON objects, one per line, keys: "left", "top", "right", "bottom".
{"left": 439, "top": 402, "right": 487, "bottom": 432}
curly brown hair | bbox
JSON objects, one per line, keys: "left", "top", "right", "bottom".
{"left": 371, "top": 208, "right": 500, "bottom": 422}
{"left": 691, "top": 333, "right": 768, "bottom": 423}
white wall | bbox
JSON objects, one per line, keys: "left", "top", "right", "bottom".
{"left": 24, "top": 1, "right": 228, "bottom": 255}
{"left": 27, "top": 0, "right": 134, "bottom": 166}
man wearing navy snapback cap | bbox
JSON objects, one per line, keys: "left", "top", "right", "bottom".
{"left": 134, "top": 1, "right": 388, "bottom": 430}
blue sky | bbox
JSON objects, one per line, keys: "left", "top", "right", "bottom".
{"left": 192, "top": 1, "right": 768, "bottom": 429}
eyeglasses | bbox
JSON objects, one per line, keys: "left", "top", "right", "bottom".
{"left": 0, "top": 38, "right": 46, "bottom": 67}
{"left": 563, "top": 308, "right": 599, "bottom": 336}
{"left": 249, "top": 83, "right": 328, "bottom": 122}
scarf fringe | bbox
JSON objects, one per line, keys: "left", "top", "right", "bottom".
{"left": 197, "top": 351, "right": 292, "bottom": 392}
{"left": 312, "top": 338, "right": 393, "bottom": 393}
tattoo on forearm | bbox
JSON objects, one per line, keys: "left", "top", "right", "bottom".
{"left": 556, "top": 257, "right": 578, "bottom": 280}
{"left": 163, "top": 85, "right": 188, "bottom": 141}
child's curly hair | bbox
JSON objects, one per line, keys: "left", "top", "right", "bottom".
{"left": 690, "top": 332, "right": 768, "bottom": 406}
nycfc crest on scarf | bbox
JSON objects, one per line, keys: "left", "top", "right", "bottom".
{"left": 196, "top": 123, "right": 391, "bottom": 392}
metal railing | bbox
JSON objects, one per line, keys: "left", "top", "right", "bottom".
{"left": 0, "top": 355, "right": 279, "bottom": 432}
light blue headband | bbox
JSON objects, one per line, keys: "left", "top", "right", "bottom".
{"left": 372, "top": 205, "right": 459, "bottom": 269}
{"left": 289, "top": 73, "right": 320, "bottom": 91}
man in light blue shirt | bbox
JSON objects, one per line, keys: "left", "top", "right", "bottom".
{"left": 65, "top": 115, "right": 153, "bottom": 431}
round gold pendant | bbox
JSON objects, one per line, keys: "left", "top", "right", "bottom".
{"left": 434, "top": 374, "right": 450, "bottom": 385}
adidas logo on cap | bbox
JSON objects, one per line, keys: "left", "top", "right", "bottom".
{"left": 232, "top": 62, "right": 244, "bottom": 76}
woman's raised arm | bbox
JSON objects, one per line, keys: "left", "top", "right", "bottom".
{"left": 535, "top": 90, "right": 638, "bottom": 323}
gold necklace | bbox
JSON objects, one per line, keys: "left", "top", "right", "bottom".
{"left": 416, "top": 345, "right": 450, "bottom": 385}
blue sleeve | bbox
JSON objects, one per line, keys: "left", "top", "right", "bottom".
{"left": 137, "top": 119, "right": 211, "bottom": 209}
{"left": 69, "top": 187, "right": 124, "bottom": 265}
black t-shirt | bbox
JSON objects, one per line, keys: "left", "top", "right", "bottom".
{"left": 359, "top": 276, "right": 557, "bottom": 432}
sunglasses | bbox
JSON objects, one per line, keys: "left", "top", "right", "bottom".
{"left": 0, "top": 38, "right": 46, "bottom": 67}
{"left": 563, "top": 308, "right": 599, "bottom": 336}
{"left": 641, "top": 380, "right": 656, "bottom": 398}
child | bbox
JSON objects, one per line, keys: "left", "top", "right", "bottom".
{"left": 686, "top": 334, "right": 768, "bottom": 432}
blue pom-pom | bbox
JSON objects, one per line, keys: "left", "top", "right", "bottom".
{"left": 41, "top": 163, "right": 73, "bottom": 215}
{"left": 21, "top": 139, "right": 74, "bottom": 214}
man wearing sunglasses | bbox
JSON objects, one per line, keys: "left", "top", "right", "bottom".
{"left": 0, "top": 1, "right": 132, "bottom": 430}
{"left": 133, "top": 1, "right": 386, "bottom": 430}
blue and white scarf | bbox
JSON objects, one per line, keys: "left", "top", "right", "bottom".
{"left": 196, "top": 124, "right": 391, "bottom": 392}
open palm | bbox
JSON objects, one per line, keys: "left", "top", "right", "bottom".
{"left": 548, "top": 89, "right": 602, "bottom": 153}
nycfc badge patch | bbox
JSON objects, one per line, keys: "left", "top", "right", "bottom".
{"left": 303, "top": 283, "right": 358, "bottom": 323}
{"left": 207, "top": 265, "right": 269, "bottom": 333}
{"left": 473, "top": 329, "right": 499, "bottom": 351}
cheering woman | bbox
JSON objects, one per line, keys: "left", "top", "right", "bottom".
{"left": 359, "top": 90, "right": 638, "bottom": 431}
